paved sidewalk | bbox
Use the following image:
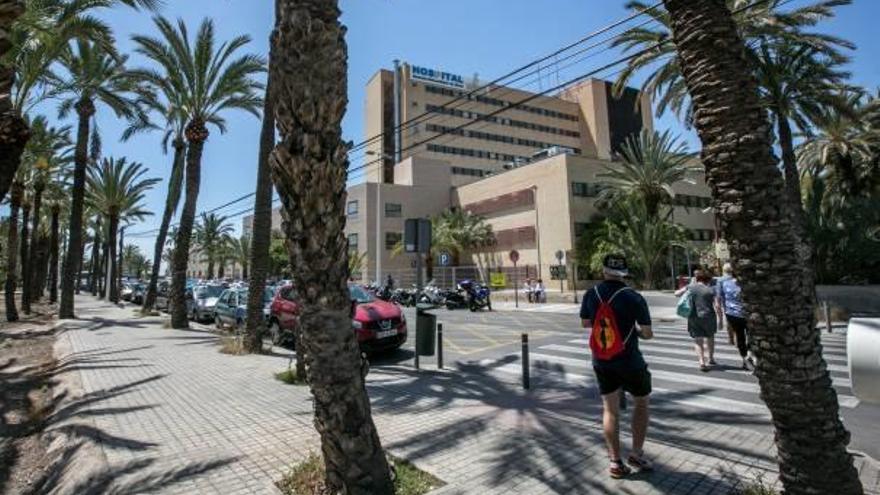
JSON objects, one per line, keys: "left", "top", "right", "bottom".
{"left": 47, "top": 296, "right": 879, "bottom": 494}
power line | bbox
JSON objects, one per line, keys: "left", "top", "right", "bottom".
{"left": 127, "top": 192, "right": 259, "bottom": 237}
{"left": 347, "top": 0, "right": 791, "bottom": 181}
{"left": 345, "top": 2, "right": 663, "bottom": 157}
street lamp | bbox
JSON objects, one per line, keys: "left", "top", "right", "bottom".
{"left": 365, "top": 150, "right": 394, "bottom": 284}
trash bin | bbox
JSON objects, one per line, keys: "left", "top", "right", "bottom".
{"left": 415, "top": 303, "right": 436, "bottom": 356}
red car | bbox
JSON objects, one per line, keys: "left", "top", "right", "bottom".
{"left": 267, "top": 283, "right": 407, "bottom": 353}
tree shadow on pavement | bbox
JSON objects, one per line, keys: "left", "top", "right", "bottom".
{"left": 367, "top": 361, "right": 777, "bottom": 493}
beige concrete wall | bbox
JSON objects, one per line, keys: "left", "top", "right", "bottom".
{"left": 363, "top": 69, "right": 392, "bottom": 183}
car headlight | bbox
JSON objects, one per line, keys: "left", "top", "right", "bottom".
{"left": 352, "top": 320, "right": 363, "bottom": 329}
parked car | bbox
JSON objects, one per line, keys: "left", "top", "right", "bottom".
{"left": 131, "top": 283, "right": 146, "bottom": 304}
{"left": 121, "top": 283, "right": 134, "bottom": 301}
{"left": 187, "top": 284, "right": 225, "bottom": 322}
{"left": 267, "top": 284, "right": 407, "bottom": 353}
{"left": 155, "top": 281, "right": 171, "bottom": 312}
{"left": 213, "top": 286, "right": 275, "bottom": 329}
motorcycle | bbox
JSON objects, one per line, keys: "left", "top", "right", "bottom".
{"left": 416, "top": 282, "right": 446, "bottom": 307}
{"left": 460, "top": 279, "right": 492, "bottom": 312}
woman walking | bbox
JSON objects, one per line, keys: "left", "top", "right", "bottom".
{"left": 675, "top": 269, "right": 718, "bottom": 372}
{"left": 716, "top": 263, "right": 753, "bottom": 370}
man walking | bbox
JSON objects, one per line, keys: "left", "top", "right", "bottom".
{"left": 580, "top": 254, "right": 654, "bottom": 478}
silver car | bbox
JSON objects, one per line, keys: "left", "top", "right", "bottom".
{"left": 188, "top": 284, "right": 226, "bottom": 322}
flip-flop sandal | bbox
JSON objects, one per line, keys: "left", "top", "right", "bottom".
{"left": 700, "top": 364, "right": 710, "bottom": 372}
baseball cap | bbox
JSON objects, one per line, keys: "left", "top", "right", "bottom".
{"left": 602, "top": 254, "right": 629, "bottom": 277}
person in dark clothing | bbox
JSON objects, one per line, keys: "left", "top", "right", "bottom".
{"left": 580, "top": 254, "right": 654, "bottom": 479}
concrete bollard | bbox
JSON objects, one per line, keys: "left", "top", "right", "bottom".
{"left": 848, "top": 318, "right": 880, "bottom": 404}
{"left": 522, "top": 333, "right": 530, "bottom": 390}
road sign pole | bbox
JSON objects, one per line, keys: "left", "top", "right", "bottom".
{"left": 514, "top": 260, "right": 519, "bottom": 308}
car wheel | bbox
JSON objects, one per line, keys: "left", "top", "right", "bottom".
{"left": 215, "top": 315, "right": 224, "bottom": 330}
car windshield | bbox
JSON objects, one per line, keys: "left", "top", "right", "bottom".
{"left": 195, "top": 285, "right": 225, "bottom": 298}
{"left": 348, "top": 285, "right": 373, "bottom": 303}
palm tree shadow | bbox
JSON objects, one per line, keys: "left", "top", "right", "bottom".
{"left": 367, "top": 360, "right": 777, "bottom": 493}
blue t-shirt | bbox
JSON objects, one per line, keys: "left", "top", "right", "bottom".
{"left": 715, "top": 276, "right": 744, "bottom": 317}
{"left": 580, "top": 280, "right": 651, "bottom": 370}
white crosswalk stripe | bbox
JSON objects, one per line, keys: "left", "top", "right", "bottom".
{"left": 478, "top": 324, "right": 858, "bottom": 415}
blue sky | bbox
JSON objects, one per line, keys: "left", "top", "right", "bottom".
{"left": 27, "top": 0, "right": 880, "bottom": 255}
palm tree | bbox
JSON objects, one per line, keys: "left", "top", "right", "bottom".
{"left": 5, "top": 180, "right": 24, "bottom": 321}
{"left": 799, "top": 90, "right": 877, "bottom": 197}
{"left": 243, "top": 2, "right": 279, "bottom": 354}
{"left": 131, "top": 16, "right": 264, "bottom": 328}
{"left": 19, "top": 115, "right": 72, "bottom": 303}
{"left": 613, "top": 0, "right": 852, "bottom": 122}
{"left": 2, "top": 0, "right": 160, "bottom": 206}
{"left": 598, "top": 129, "right": 695, "bottom": 219}
{"left": 193, "top": 213, "right": 233, "bottom": 280}
{"left": 227, "top": 234, "right": 251, "bottom": 280}
{"left": 122, "top": 244, "right": 150, "bottom": 278}
{"left": 0, "top": 0, "right": 28, "bottom": 204}
{"left": 660, "top": 0, "right": 862, "bottom": 492}
{"left": 594, "top": 197, "right": 686, "bottom": 288}
{"left": 752, "top": 42, "right": 850, "bottom": 214}
{"left": 613, "top": 0, "right": 852, "bottom": 212}
{"left": 86, "top": 157, "right": 159, "bottom": 302}
{"left": 270, "top": 1, "right": 393, "bottom": 491}
{"left": 124, "top": 72, "right": 188, "bottom": 312}
{"left": 52, "top": 40, "right": 146, "bottom": 317}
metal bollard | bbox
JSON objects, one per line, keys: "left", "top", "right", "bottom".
{"left": 824, "top": 300, "right": 832, "bottom": 334}
{"left": 437, "top": 324, "right": 444, "bottom": 370}
{"left": 414, "top": 324, "right": 420, "bottom": 370}
{"left": 522, "top": 333, "right": 530, "bottom": 390}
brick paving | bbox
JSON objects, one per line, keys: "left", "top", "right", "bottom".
{"left": 45, "top": 296, "right": 879, "bottom": 494}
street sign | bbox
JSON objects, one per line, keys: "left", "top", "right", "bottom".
{"left": 550, "top": 265, "right": 567, "bottom": 280}
{"left": 509, "top": 250, "right": 519, "bottom": 264}
{"left": 555, "top": 250, "right": 564, "bottom": 263}
{"left": 490, "top": 272, "right": 506, "bottom": 288}
{"left": 404, "top": 218, "right": 432, "bottom": 253}
{"left": 439, "top": 252, "right": 451, "bottom": 266}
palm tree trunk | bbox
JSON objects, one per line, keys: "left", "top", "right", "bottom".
{"left": 272, "top": 1, "right": 393, "bottom": 492}
{"left": 0, "top": 1, "right": 29, "bottom": 206}
{"left": 661, "top": 1, "right": 862, "bottom": 493}
{"left": 34, "top": 234, "right": 49, "bottom": 298}
{"left": 90, "top": 220, "right": 101, "bottom": 296}
{"left": 49, "top": 205, "right": 60, "bottom": 303}
{"left": 100, "top": 242, "right": 108, "bottom": 298}
{"left": 775, "top": 113, "right": 806, "bottom": 223}
{"left": 206, "top": 259, "right": 215, "bottom": 280}
{"left": 144, "top": 140, "right": 185, "bottom": 312}
{"left": 28, "top": 182, "right": 44, "bottom": 302}
{"left": 117, "top": 226, "right": 124, "bottom": 296}
{"left": 244, "top": 49, "right": 276, "bottom": 353}
{"left": 107, "top": 215, "right": 119, "bottom": 303}
{"left": 20, "top": 201, "right": 30, "bottom": 314}
{"left": 170, "top": 130, "right": 206, "bottom": 329}
{"left": 216, "top": 261, "right": 224, "bottom": 279}
{"left": 60, "top": 99, "right": 95, "bottom": 318}
{"left": 5, "top": 182, "right": 23, "bottom": 321}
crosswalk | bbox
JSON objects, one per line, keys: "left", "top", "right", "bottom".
{"left": 479, "top": 325, "right": 857, "bottom": 417}
{"left": 493, "top": 302, "right": 581, "bottom": 314}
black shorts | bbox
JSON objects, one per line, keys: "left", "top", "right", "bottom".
{"left": 593, "top": 366, "right": 652, "bottom": 397}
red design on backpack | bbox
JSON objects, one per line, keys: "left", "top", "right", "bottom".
{"left": 590, "top": 286, "right": 635, "bottom": 360}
